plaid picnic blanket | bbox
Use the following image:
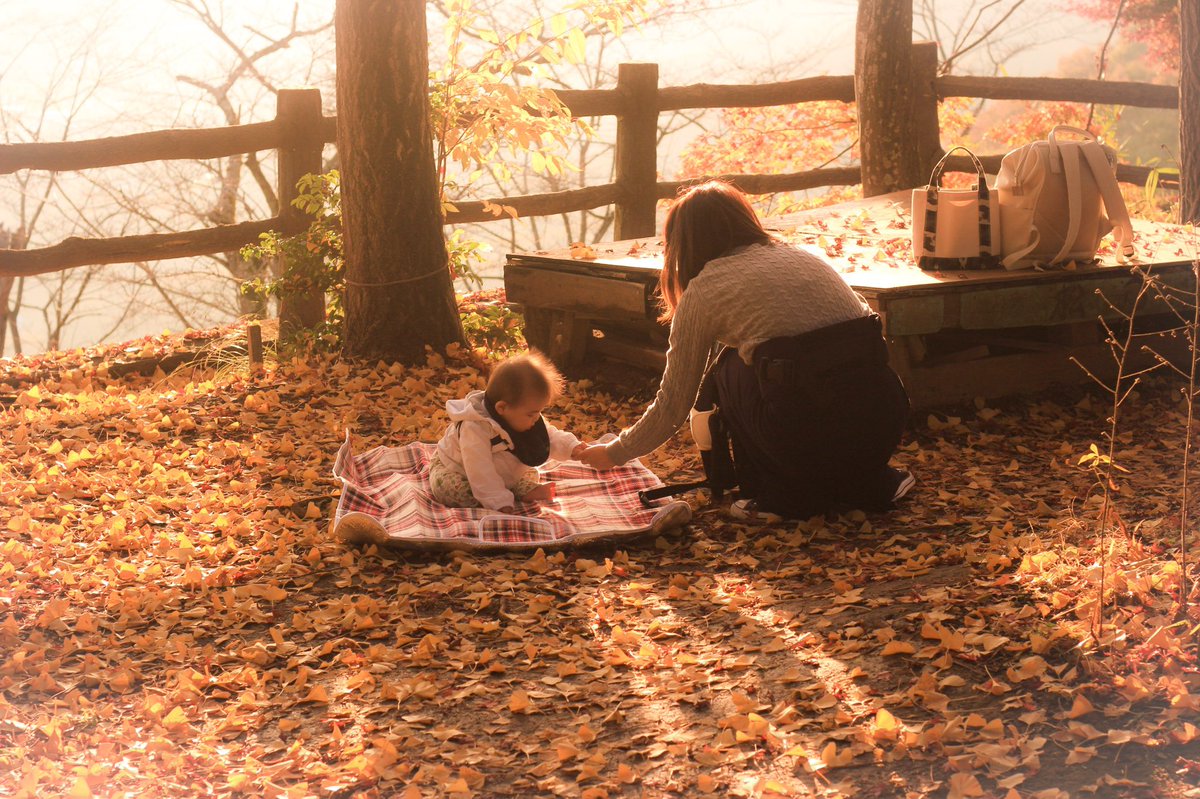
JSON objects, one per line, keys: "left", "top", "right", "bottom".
{"left": 331, "top": 432, "right": 692, "bottom": 551}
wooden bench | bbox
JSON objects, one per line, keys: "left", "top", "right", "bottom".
{"left": 505, "top": 193, "right": 1195, "bottom": 407}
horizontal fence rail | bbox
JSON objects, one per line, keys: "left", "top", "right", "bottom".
{"left": 445, "top": 184, "right": 620, "bottom": 226}
{"left": 0, "top": 118, "right": 337, "bottom": 176}
{"left": 554, "top": 75, "right": 859, "bottom": 116}
{"left": 937, "top": 75, "right": 1178, "bottom": 108}
{"left": 656, "top": 166, "right": 864, "bottom": 200}
{"left": 0, "top": 89, "right": 337, "bottom": 278}
{"left": 0, "top": 53, "right": 1183, "bottom": 279}
{"left": 2, "top": 219, "right": 287, "bottom": 277}
{"left": 656, "top": 75, "right": 858, "bottom": 111}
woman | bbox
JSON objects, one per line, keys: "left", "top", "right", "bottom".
{"left": 580, "top": 180, "right": 913, "bottom": 522}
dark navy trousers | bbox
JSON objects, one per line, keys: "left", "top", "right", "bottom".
{"left": 713, "top": 314, "right": 909, "bottom": 518}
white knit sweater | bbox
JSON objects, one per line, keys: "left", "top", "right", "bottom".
{"left": 604, "top": 242, "right": 870, "bottom": 466}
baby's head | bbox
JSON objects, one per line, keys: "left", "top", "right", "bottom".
{"left": 485, "top": 351, "right": 564, "bottom": 432}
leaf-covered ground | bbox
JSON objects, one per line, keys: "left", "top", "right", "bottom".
{"left": 2, "top": 323, "right": 1199, "bottom": 799}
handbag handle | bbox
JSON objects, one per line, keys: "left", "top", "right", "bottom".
{"left": 918, "top": 145, "right": 996, "bottom": 267}
{"left": 925, "top": 145, "right": 988, "bottom": 189}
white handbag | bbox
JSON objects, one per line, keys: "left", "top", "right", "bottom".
{"left": 911, "top": 146, "right": 1001, "bottom": 271}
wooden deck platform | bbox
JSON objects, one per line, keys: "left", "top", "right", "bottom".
{"left": 505, "top": 192, "right": 1196, "bottom": 407}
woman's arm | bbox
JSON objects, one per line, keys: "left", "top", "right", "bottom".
{"left": 603, "top": 290, "right": 714, "bottom": 465}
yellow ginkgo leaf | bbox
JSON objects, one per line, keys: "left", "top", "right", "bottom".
{"left": 881, "top": 640, "right": 916, "bottom": 656}
{"left": 947, "top": 772, "right": 984, "bottom": 799}
{"left": 820, "top": 742, "right": 854, "bottom": 768}
{"left": 1068, "top": 694, "right": 1094, "bottom": 718}
{"left": 162, "top": 706, "right": 188, "bottom": 730}
{"left": 873, "top": 708, "right": 900, "bottom": 741}
{"left": 508, "top": 690, "right": 530, "bottom": 713}
{"left": 303, "top": 685, "right": 329, "bottom": 703}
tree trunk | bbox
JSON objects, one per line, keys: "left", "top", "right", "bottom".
{"left": 336, "top": 0, "right": 462, "bottom": 362}
{"left": 1182, "top": 0, "right": 1200, "bottom": 224}
{"left": 855, "top": 0, "right": 923, "bottom": 197}
{"left": 8, "top": 277, "right": 23, "bottom": 355}
{"left": 0, "top": 275, "right": 11, "bottom": 356}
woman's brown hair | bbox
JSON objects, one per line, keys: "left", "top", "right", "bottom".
{"left": 657, "top": 180, "right": 773, "bottom": 322}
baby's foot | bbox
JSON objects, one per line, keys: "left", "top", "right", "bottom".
{"left": 522, "top": 483, "right": 557, "bottom": 503}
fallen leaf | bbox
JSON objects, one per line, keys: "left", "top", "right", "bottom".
{"left": 948, "top": 772, "right": 984, "bottom": 799}
{"left": 882, "top": 640, "right": 916, "bottom": 656}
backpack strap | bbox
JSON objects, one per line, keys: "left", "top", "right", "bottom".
{"left": 1001, "top": 229, "right": 1041, "bottom": 269}
{"left": 1079, "top": 141, "right": 1136, "bottom": 263}
{"left": 1053, "top": 142, "right": 1084, "bottom": 265}
{"left": 1000, "top": 146, "right": 1044, "bottom": 269}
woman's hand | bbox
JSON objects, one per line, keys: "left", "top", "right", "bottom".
{"left": 579, "top": 445, "right": 616, "bottom": 471}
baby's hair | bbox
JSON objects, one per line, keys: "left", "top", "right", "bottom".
{"left": 485, "top": 351, "right": 564, "bottom": 406}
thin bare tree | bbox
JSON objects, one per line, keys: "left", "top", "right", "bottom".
{"left": 914, "top": 0, "right": 1037, "bottom": 76}
{"left": 167, "top": 0, "right": 334, "bottom": 315}
{"left": 0, "top": 13, "right": 122, "bottom": 355}
{"left": 0, "top": 2, "right": 335, "bottom": 354}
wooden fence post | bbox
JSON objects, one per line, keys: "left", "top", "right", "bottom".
{"left": 247, "top": 322, "right": 263, "bottom": 373}
{"left": 614, "top": 63, "right": 659, "bottom": 240}
{"left": 276, "top": 87, "right": 327, "bottom": 335}
{"left": 911, "top": 41, "right": 942, "bottom": 181}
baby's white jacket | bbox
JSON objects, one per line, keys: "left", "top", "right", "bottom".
{"left": 435, "top": 390, "right": 582, "bottom": 510}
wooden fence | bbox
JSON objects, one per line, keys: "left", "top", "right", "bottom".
{"left": 0, "top": 41, "right": 1181, "bottom": 279}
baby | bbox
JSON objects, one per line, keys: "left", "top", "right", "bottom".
{"left": 429, "top": 351, "right": 587, "bottom": 513}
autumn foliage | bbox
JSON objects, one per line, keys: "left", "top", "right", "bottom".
{"left": 1065, "top": 0, "right": 1181, "bottom": 71}
{"left": 677, "top": 97, "right": 981, "bottom": 212}
{"left": 1, "top": 313, "right": 1198, "bottom": 798}
{"left": 679, "top": 102, "right": 861, "bottom": 214}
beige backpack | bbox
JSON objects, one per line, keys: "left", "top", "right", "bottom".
{"left": 995, "top": 125, "right": 1136, "bottom": 269}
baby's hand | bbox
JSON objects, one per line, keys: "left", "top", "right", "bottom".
{"left": 571, "top": 443, "right": 588, "bottom": 460}
{"left": 499, "top": 506, "right": 516, "bottom": 515}
{"left": 522, "top": 483, "right": 556, "bottom": 503}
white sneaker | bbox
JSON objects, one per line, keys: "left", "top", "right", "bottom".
{"left": 728, "top": 499, "right": 784, "bottom": 525}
